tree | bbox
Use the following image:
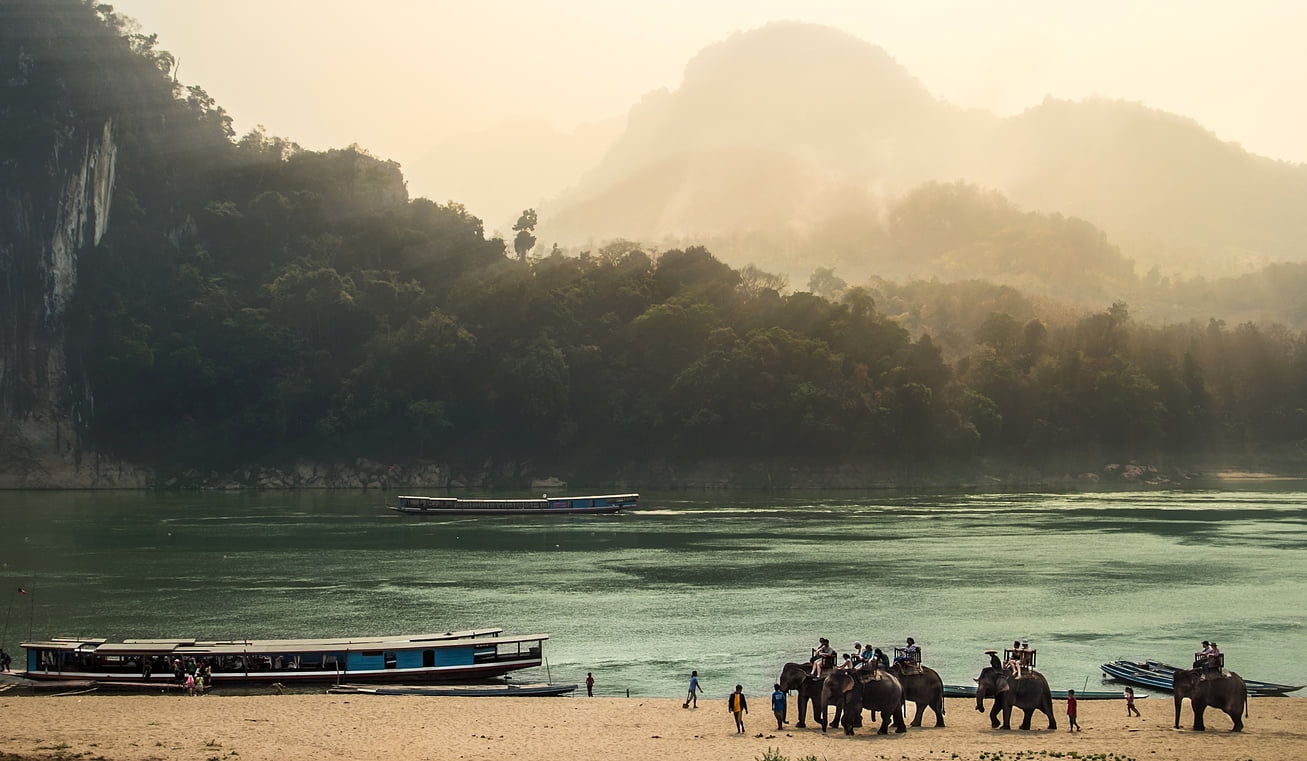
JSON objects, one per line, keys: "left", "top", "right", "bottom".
{"left": 512, "top": 208, "right": 538, "bottom": 261}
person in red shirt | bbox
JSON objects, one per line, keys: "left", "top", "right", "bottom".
{"left": 1066, "top": 689, "right": 1080, "bottom": 731}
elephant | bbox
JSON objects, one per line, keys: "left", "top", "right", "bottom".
{"left": 777, "top": 662, "right": 825, "bottom": 728}
{"left": 889, "top": 663, "right": 946, "bottom": 727}
{"left": 820, "top": 669, "right": 907, "bottom": 735}
{"left": 1173, "top": 667, "right": 1248, "bottom": 731}
{"left": 973, "top": 666, "right": 1057, "bottom": 730}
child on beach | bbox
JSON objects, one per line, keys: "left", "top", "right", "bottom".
{"left": 684, "top": 670, "right": 702, "bottom": 708}
{"left": 1066, "top": 689, "right": 1080, "bottom": 731}
{"left": 728, "top": 684, "right": 748, "bottom": 734}
{"left": 1125, "top": 686, "right": 1141, "bottom": 717}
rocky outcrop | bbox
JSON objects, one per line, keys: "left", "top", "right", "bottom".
{"left": 1, "top": 7, "right": 121, "bottom": 486}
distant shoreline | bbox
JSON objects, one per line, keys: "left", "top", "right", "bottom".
{"left": 5, "top": 452, "right": 1306, "bottom": 490}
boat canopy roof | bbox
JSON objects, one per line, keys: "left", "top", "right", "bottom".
{"left": 21, "top": 629, "right": 545, "bottom": 655}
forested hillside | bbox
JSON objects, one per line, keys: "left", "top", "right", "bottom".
{"left": 3, "top": 1, "right": 1305, "bottom": 486}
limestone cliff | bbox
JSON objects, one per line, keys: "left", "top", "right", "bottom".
{"left": 0, "top": 2, "right": 147, "bottom": 486}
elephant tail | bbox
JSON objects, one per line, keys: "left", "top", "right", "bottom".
{"left": 1245, "top": 682, "right": 1250, "bottom": 719}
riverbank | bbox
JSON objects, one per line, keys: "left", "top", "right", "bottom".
{"left": 0, "top": 694, "right": 1301, "bottom": 761}
{"left": 7, "top": 443, "right": 1307, "bottom": 490}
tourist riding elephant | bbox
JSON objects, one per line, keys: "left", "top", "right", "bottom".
{"left": 889, "top": 663, "right": 946, "bottom": 727}
{"left": 777, "top": 662, "right": 825, "bottom": 728}
{"left": 973, "top": 666, "right": 1057, "bottom": 730}
{"left": 1173, "top": 668, "right": 1248, "bottom": 731}
{"left": 820, "top": 669, "right": 907, "bottom": 735}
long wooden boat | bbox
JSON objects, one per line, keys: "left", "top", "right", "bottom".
{"left": 1143, "top": 659, "right": 1304, "bottom": 696}
{"left": 19, "top": 628, "right": 548, "bottom": 685}
{"left": 327, "top": 681, "right": 576, "bottom": 696}
{"left": 389, "top": 493, "right": 638, "bottom": 516}
{"left": 1101, "top": 658, "right": 1303, "bottom": 697}
{"left": 944, "top": 683, "right": 1140, "bottom": 700}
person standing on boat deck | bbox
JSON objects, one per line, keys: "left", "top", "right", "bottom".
{"left": 1125, "top": 686, "right": 1141, "bottom": 717}
{"left": 684, "top": 670, "right": 703, "bottom": 708}
{"left": 585, "top": 672, "right": 594, "bottom": 697}
{"left": 728, "top": 684, "right": 749, "bottom": 733}
{"left": 771, "top": 682, "right": 787, "bottom": 730}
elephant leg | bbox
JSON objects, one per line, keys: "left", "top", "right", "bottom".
{"left": 877, "top": 712, "right": 890, "bottom": 734}
{"left": 796, "top": 696, "right": 808, "bottom": 728}
{"left": 910, "top": 701, "right": 925, "bottom": 727}
{"left": 1001, "top": 705, "right": 1014, "bottom": 730}
{"left": 894, "top": 708, "right": 907, "bottom": 733}
{"left": 934, "top": 700, "right": 946, "bottom": 727}
{"left": 1193, "top": 704, "right": 1206, "bottom": 731}
{"left": 1044, "top": 702, "right": 1057, "bottom": 730}
{"left": 1229, "top": 708, "right": 1244, "bottom": 733}
{"left": 1019, "top": 707, "right": 1034, "bottom": 730}
{"left": 989, "top": 702, "right": 1003, "bottom": 728}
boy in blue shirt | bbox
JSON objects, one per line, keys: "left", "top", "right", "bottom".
{"left": 771, "top": 683, "right": 787, "bottom": 730}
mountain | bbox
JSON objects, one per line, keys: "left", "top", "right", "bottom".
{"left": 540, "top": 22, "right": 967, "bottom": 242}
{"left": 536, "top": 21, "right": 1307, "bottom": 284}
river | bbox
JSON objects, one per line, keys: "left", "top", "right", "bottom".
{"left": 0, "top": 487, "right": 1303, "bottom": 697}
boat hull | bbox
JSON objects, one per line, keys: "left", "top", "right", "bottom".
{"left": 1101, "top": 659, "right": 1303, "bottom": 697}
{"left": 327, "top": 682, "right": 576, "bottom": 696}
{"left": 389, "top": 493, "right": 638, "bottom": 516}
{"left": 20, "top": 630, "right": 548, "bottom": 686}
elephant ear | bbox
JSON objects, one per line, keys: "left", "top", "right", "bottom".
{"left": 841, "top": 675, "right": 856, "bottom": 695}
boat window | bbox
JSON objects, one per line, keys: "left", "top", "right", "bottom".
{"left": 384, "top": 651, "right": 397, "bottom": 669}
{"left": 423, "top": 650, "right": 435, "bottom": 668}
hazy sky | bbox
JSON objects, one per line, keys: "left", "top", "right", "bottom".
{"left": 112, "top": 0, "right": 1307, "bottom": 171}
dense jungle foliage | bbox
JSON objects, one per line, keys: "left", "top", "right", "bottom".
{"left": 12, "top": 1, "right": 1307, "bottom": 477}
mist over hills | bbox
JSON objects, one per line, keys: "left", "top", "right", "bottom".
{"left": 529, "top": 22, "right": 1307, "bottom": 291}
{"left": 404, "top": 116, "right": 624, "bottom": 236}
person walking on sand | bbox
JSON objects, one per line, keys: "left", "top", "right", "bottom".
{"left": 586, "top": 672, "right": 594, "bottom": 697}
{"left": 771, "top": 683, "right": 787, "bottom": 730}
{"left": 1125, "top": 686, "right": 1141, "bottom": 717}
{"left": 1066, "top": 689, "right": 1080, "bottom": 731}
{"left": 728, "top": 684, "right": 749, "bottom": 734}
{"left": 684, "top": 670, "right": 703, "bottom": 708}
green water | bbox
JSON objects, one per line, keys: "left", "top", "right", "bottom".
{"left": 0, "top": 488, "right": 1303, "bottom": 697}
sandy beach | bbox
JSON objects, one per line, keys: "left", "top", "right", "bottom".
{"left": 0, "top": 693, "right": 1302, "bottom": 761}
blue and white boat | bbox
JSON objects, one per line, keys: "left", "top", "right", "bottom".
{"left": 1100, "top": 658, "right": 1303, "bottom": 697}
{"left": 19, "top": 628, "right": 548, "bottom": 685}
{"left": 390, "top": 493, "right": 638, "bottom": 516}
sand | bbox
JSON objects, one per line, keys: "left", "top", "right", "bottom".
{"left": 0, "top": 693, "right": 1302, "bottom": 761}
